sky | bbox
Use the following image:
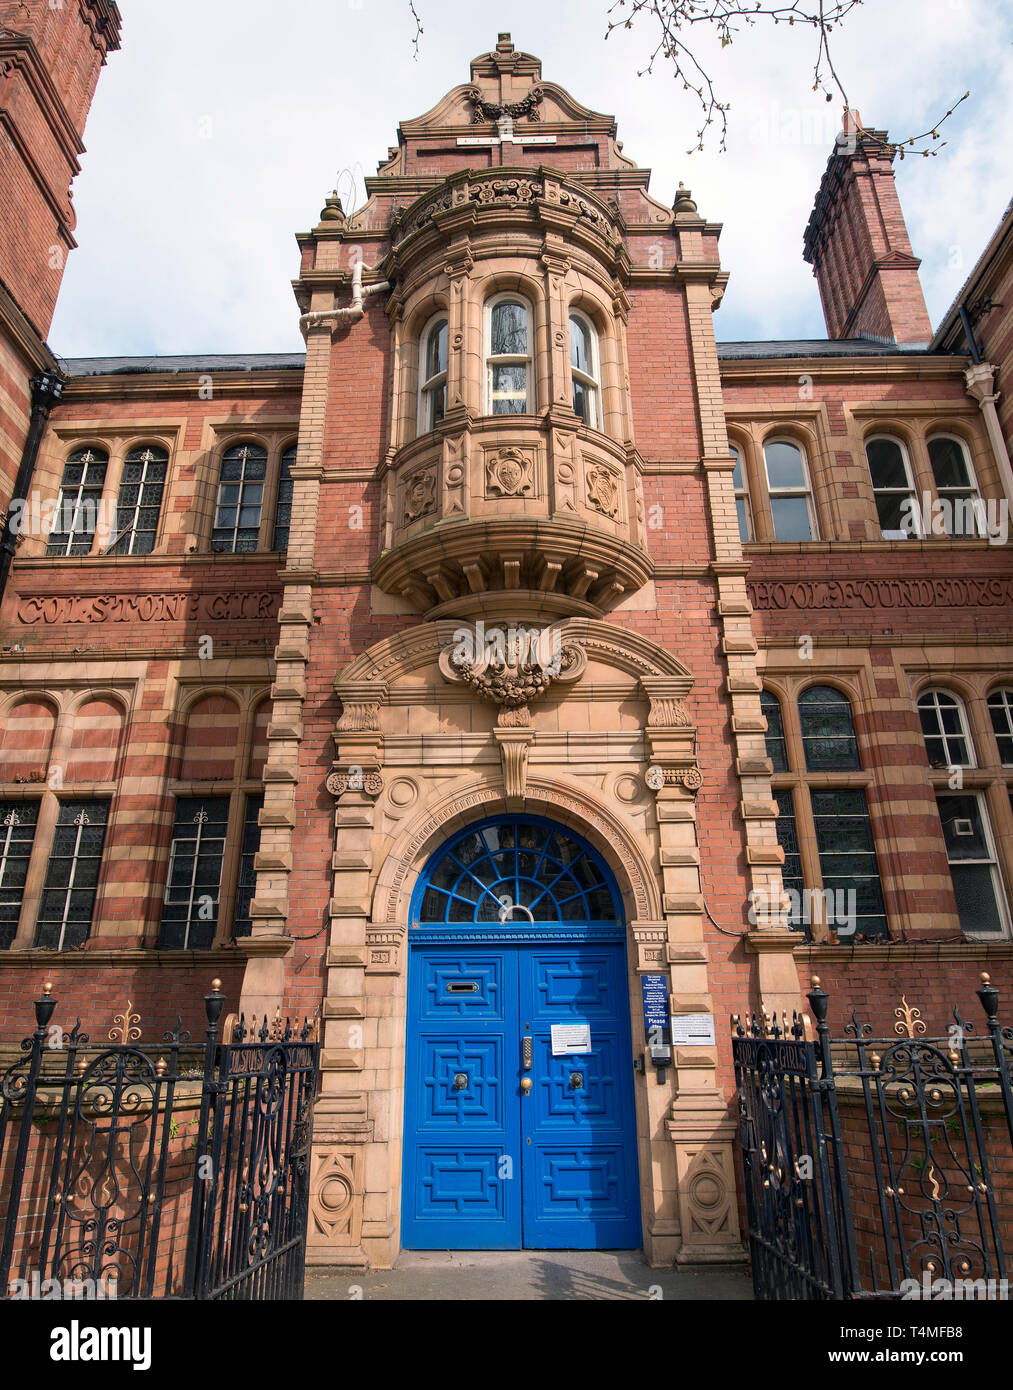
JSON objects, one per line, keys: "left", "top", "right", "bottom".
{"left": 48, "top": 0, "right": 1012, "bottom": 358}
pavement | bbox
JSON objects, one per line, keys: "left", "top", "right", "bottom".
{"left": 305, "top": 1249, "right": 753, "bottom": 1301}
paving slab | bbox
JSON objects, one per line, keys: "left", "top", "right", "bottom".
{"left": 306, "top": 1250, "right": 753, "bottom": 1301}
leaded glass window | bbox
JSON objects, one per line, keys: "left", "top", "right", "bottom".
{"left": 272, "top": 445, "right": 296, "bottom": 552}
{"left": 46, "top": 448, "right": 108, "bottom": 556}
{"left": 798, "top": 686, "right": 860, "bottom": 771}
{"left": 212, "top": 443, "right": 266, "bottom": 553}
{"left": 0, "top": 803, "right": 38, "bottom": 949}
{"left": 108, "top": 445, "right": 167, "bottom": 555}
{"left": 159, "top": 796, "right": 228, "bottom": 949}
{"left": 810, "top": 788, "right": 887, "bottom": 940}
{"left": 761, "top": 691, "right": 788, "bottom": 772}
{"left": 418, "top": 820, "right": 617, "bottom": 924}
{"left": 34, "top": 801, "right": 109, "bottom": 950}
{"left": 233, "top": 793, "right": 263, "bottom": 938}
{"left": 773, "top": 790, "right": 805, "bottom": 932}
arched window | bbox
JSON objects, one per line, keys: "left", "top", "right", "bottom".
{"left": 417, "top": 819, "right": 618, "bottom": 924}
{"left": 763, "top": 439, "right": 816, "bottom": 541}
{"left": 272, "top": 443, "right": 296, "bottom": 551}
{"left": 918, "top": 689, "right": 974, "bottom": 769}
{"left": 731, "top": 445, "right": 752, "bottom": 542}
{"left": 798, "top": 686, "right": 860, "bottom": 771}
{"left": 928, "top": 435, "right": 982, "bottom": 537}
{"left": 987, "top": 688, "right": 1013, "bottom": 766}
{"left": 46, "top": 447, "right": 109, "bottom": 556}
{"left": 569, "top": 312, "right": 600, "bottom": 427}
{"left": 212, "top": 442, "right": 267, "bottom": 553}
{"left": 760, "top": 690, "right": 787, "bottom": 771}
{"left": 108, "top": 444, "right": 168, "bottom": 556}
{"left": 485, "top": 296, "right": 532, "bottom": 415}
{"left": 418, "top": 315, "right": 448, "bottom": 433}
{"left": 865, "top": 436, "right": 918, "bottom": 539}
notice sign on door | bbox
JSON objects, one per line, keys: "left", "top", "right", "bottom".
{"left": 641, "top": 974, "right": 671, "bottom": 1044}
{"left": 550, "top": 1023, "right": 592, "bottom": 1056}
{"left": 670, "top": 1013, "right": 716, "bottom": 1046}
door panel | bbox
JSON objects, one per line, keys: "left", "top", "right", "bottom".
{"left": 402, "top": 942, "right": 641, "bottom": 1250}
{"left": 520, "top": 947, "right": 641, "bottom": 1248}
{"left": 402, "top": 949, "right": 521, "bottom": 1248}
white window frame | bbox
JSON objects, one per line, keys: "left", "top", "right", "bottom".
{"left": 763, "top": 437, "right": 819, "bottom": 542}
{"left": 46, "top": 447, "right": 109, "bottom": 557}
{"left": 568, "top": 310, "right": 601, "bottom": 429}
{"left": 730, "top": 444, "right": 751, "bottom": 542}
{"left": 937, "top": 791, "right": 1012, "bottom": 941}
{"left": 927, "top": 434, "right": 984, "bottom": 538}
{"left": 211, "top": 441, "right": 267, "bottom": 554}
{"left": 417, "top": 313, "right": 449, "bottom": 436}
{"left": 484, "top": 293, "right": 533, "bottom": 416}
{"left": 987, "top": 687, "right": 1013, "bottom": 767}
{"left": 918, "top": 688, "right": 976, "bottom": 769}
{"left": 865, "top": 434, "right": 920, "bottom": 539}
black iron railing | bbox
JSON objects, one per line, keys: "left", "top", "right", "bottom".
{"left": 733, "top": 974, "right": 1013, "bottom": 1300}
{"left": 0, "top": 981, "right": 319, "bottom": 1301}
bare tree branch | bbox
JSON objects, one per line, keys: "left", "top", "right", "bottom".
{"left": 409, "top": 0, "right": 423, "bottom": 61}
{"left": 604, "top": 0, "right": 968, "bottom": 157}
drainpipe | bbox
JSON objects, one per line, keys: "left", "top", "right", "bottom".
{"left": 0, "top": 370, "right": 64, "bottom": 605}
{"left": 298, "top": 260, "right": 391, "bottom": 336}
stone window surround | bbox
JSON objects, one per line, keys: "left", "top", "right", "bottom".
{"left": 393, "top": 258, "right": 630, "bottom": 452}
{"left": 164, "top": 684, "right": 270, "bottom": 950}
{"left": 28, "top": 429, "right": 179, "bottom": 560}
{"left": 0, "top": 685, "right": 129, "bottom": 950}
{"left": 201, "top": 431, "right": 298, "bottom": 557}
{"left": 728, "top": 411, "right": 995, "bottom": 546}
{"left": 762, "top": 673, "right": 882, "bottom": 941}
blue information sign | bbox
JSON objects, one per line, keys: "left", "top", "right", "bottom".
{"left": 641, "top": 973, "right": 670, "bottom": 1044}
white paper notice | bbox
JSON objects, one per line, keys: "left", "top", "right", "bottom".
{"left": 550, "top": 1023, "right": 592, "bottom": 1056}
{"left": 670, "top": 1013, "right": 716, "bottom": 1046}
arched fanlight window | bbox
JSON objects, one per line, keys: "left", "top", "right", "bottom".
{"left": 485, "top": 296, "right": 532, "bottom": 415}
{"left": 928, "top": 435, "right": 982, "bottom": 537}
{"left": 798, "top": 686, "right": 860, "bottom": 771}
{"left": 569, "top": 311, "right": 600, "bottom": 428}
{"left": 417, "top": 818, "right": 619, "bottom": 924}
{"left": 760, "top": 690, "right": 788, "bottom": 771}
{"left": 212, "top": 442, "right": 266, "bottom": 553}
{"left": 865, "top": 436, "right": 919, "bottom": 539}
{"left": 763, "top": 439, "right": 817, "bottom": 541}
{"left": 730, "top": 445, "right": 751, "bottom": 542}
{"left": 918, "top": 689, "right": 975, "bottom": 769}
{"left": 987, "top": 688, "right": 1013, "bottom": 767}
{"left": 417, "top": 315, "right": 448, "bottom": 433}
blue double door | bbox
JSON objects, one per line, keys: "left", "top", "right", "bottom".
{"left": 402, "top": 940, "right": 642, "bottom": 1249}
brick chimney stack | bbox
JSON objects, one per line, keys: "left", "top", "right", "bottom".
{"left": 804, "top": 110, "right": 932, "bottom": 344}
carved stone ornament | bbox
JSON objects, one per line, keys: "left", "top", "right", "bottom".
{"left": 646, "top": 765, "right": 703, "bottom": 794}
{"left": 647, "top": 697, "right": 693, "bottom": 728}
{"left": 403, "top": 468, "right": 436, "bottom": 525}
{"left": 327, "top": 769, "right": 384, "bottom": 798}
{"left": 486, "top": 447, "right": 534, "bottom": 499}
{"left": 335, "top": 701, "right": 381, "bottom": 733}
{"left": 465, "top": 84, "right": 544, "bottom": 123}
{"left": 439, "top": 626, "right": 587, "bottom": 725}
{"left": 586, "top": 465, "right": 621, "bottom": 520}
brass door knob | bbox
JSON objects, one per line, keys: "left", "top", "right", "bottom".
{"left": 520, "top": 1076, "right": 533, "bottom": 1095}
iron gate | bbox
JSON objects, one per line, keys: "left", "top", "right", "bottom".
{"left": 0, "top": 980, "right": 320, "bottom": 1301}
{"left": 733, "top": 975, "right": 1013, "bottom": 1300}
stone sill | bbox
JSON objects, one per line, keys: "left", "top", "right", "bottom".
{"left": 794, "top": 940, "right": 1013, "bottom": 964}
{"left": 0, "top": 940, "right": 293, "bottom": 968}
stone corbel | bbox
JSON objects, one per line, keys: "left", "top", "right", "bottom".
{"left": 493, "top": 728, "right": 534, "bottom": 809}
{"left": 365, "top": 921, "right": 406, "bottom": 975}
{"left": 334, "top": 679, "right": 389, "bottom": 733}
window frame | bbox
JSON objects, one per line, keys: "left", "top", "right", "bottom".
{"left": 46, "top": 446, "right": 110, "bottom": 557}
{"left": 865, "top": 434, "right": 920, "bottom": 540}
{"left": 927, "top": 433, "right": 984, "bottom": 538}
{"left": 417, "top": 313, "right": 449, "bottom": 436}
{"left": 106, "top": 442, "right": 169, "bottom": 557}
{"left": 917, "top": 688, "right": 976, "bottom": 770}
{"left": 33, "top": 799, "right": 110, "bottom": 951}
{"left": 987, "top": 688, "right": 1013, "bottom": 767}
{"left": 936, "top": 790, "right": 1012, "bottom": 941}
{"left": 762, "top": 437, "right": 819, "bottom": 542}
{"left": 730, "top": 444, "right": 752, "bottom": 543}
{"left": 271, "top": 441, "right": 297, "bottom": 553}
{"left": 568, "top": 309, "right": 601, "bottom": 430}
{"left": 484, "top": 293, "right": 534, "bottom": 417}
{"left": 798, "top": 684, "right": 862, "bottom": 773}
{"left": 159, "top": 795, "right": 230, "bottom": 950}
{"left": 211, "top": 440, "right": 269, "bottom": 555}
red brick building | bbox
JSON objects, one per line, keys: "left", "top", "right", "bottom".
{"left": 1, "top": 20, "right": 1011, "bottom": 1266}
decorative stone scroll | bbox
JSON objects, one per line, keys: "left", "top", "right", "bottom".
{"left": 439, "top": 625, "right": 587, "bottom": 725}
{"left": 646, "top": 766, "right": 703, "bottom": 795}
{"left": 465, "top": 84, "right": 544, "bottom": 123}
{"left": 327, "top": 769, "right": 383, "bottom": 798}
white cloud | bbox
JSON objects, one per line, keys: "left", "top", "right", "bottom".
{"left": 49, "top": 0, "right": 1013, "bottom": 355}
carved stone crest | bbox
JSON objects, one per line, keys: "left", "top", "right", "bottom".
{"left": 465, "top": 84, "right": 544, "bottom": 123}
{"left": 403, "top": 468, "right": 436, "bottom": 524}
{"left": 439, "top": 625, "right": 586, "bottom": 725}
{"left": 586, "top": 465, "right": 621, "bottom": 519}
{"left": 486, "top": 447, "right": 534, "bottom": 499}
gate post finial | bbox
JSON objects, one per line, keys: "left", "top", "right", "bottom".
{"left": 34, "top": 979, "right": 57, "bottom": 1030}
{"left": 977, "top": 971, "right": 1000, "bottom": 1021}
